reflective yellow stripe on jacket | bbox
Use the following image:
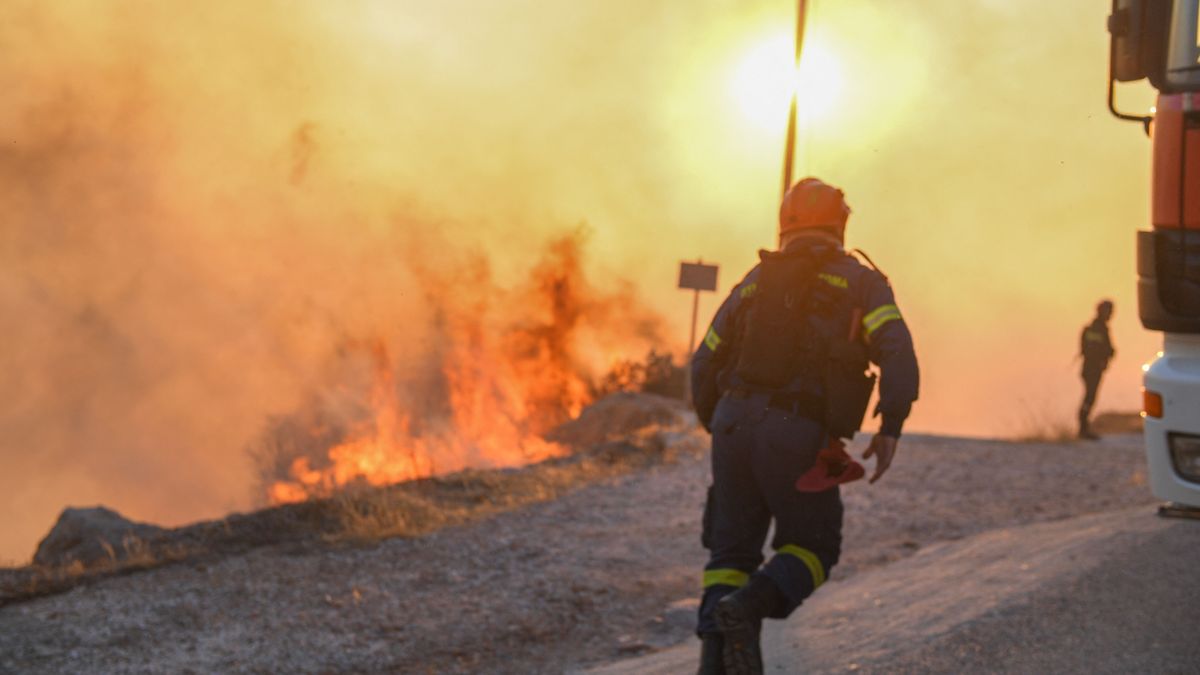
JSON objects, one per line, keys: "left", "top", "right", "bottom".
{"left": 862, "top": 304, "right": 902, "bottom": 339}
{"left": 704, "top": 326, "right": 722, "bottom": 351}
{"left": 818, "top": 273, "right": 849, "bottom": 289}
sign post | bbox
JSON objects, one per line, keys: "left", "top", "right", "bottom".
{"left": 679, "top": 260, "right": 719, "bottom": 401}
{"left": 678, "top": 259, "right": 719, "bottom": 355}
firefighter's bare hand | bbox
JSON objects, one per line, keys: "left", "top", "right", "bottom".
{"left": 863, "top": 434, "right": 898, "bottom": 484}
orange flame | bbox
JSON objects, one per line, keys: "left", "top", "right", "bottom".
{"left": 266, "top": 336, "right": 573, "bottom": 504}
{"left": 262, "top": 232, "right": 640, "bottom": 504}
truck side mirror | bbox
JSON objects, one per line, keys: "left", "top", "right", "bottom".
{"left": 1109, "top": 0, "right": 1171, "bottom": 131}
{"left": 1110, "top": 0, "right": 1147, "bottom": 82}
{"left": 1109, "top": 0, "right": 1172, "bottom": 85}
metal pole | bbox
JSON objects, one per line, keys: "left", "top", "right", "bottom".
{"left": 781, "top": 0, "right": 809, "bottom": 198}
{"left": 685, "top": 287, "right": 700, "bottom": 402}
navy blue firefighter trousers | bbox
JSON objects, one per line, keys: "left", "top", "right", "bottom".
{"left": 697, "top": 393, "right": 844, "bottom": 635}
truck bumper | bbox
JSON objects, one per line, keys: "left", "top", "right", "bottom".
{"left": 1143, "top": 333, "right": 1200, "bottom": 507}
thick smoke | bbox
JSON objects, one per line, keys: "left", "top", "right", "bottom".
{"left": 0, "top": 0, "right": 1162, "bottom": 562}
{"left": 0, "top": 0, "right": 685, "bottom": 562}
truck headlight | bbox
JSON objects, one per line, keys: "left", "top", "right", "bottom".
{"left": 1168, "top": 433, "right": 1200, "bottom": 483}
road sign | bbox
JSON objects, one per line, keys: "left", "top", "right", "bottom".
{"left": 679, "top": 261, "right": 718, "bottom": 292}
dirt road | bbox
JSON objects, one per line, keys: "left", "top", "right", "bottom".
{"left": 0, "top": 431, "right": 1158, "bottom": 673}
{"left": 590, "top": 504, "right": 1200, "bottom": 674}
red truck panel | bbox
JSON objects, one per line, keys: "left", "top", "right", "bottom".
{"left": 1153, "top": 93, "right": 1200, "bottom": 229}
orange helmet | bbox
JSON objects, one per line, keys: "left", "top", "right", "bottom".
{"left": 779, "top": 177, "right": 851, "bottom": 238}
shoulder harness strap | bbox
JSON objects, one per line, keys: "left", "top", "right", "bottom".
{"left": 850, "top": 248, "right": 889, "bottom": 285}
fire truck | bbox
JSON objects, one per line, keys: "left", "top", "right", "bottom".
{"left": 1110, "top": 0, "right": 1200, "bottom": 511}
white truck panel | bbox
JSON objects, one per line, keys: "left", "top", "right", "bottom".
{"left": 1143, "top": 333, "right": 1200, "bottom": 506}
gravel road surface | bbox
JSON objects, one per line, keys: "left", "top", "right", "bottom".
{"left": 591, "top": 505, "right": 1200, "bottom": 674}
{"left": 0, "top": 430, "right": 1160, "bottom": 673}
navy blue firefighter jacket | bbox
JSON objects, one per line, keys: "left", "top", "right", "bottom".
{"left": 690, "top": 239, "right": 920, "bottom": 437}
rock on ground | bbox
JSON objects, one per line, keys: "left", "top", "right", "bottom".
{"left": 33, "top": 507, "right": 166, "bottom": 569}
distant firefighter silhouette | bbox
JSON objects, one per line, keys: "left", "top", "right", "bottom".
{"left": 1078, "top": 300, "right": 1115, "bottom": 440}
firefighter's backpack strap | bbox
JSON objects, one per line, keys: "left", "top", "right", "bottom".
{"left": 850, "top": 248, "right": 889, "bottom": 285}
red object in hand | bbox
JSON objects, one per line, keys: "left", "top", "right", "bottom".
{"left": 795, "top": 439, "right": 865, "bottom": 493}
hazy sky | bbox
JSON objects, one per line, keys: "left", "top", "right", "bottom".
{"left": 0, "top": 0, "right": 1160, "bottom": 562}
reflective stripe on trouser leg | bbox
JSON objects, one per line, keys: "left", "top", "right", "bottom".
{"left": 759, "top": 542, "right": 835, "bottom": 618}
{"left": 703, "top": 568, "right": 749, "bottom": 589}
{"left": 698, "top": 567, "right": 753, "bottom": 635}
{"left": 776, "top": 545, "right": 826, "bottom": 588}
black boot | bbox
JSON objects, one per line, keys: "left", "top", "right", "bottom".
{"left": 1079, "top": 408, "right": 1099, "bottom": 440}
{"left": 697, "top": 633, "right": 726, "bottom": 675}
{"left": 1079, "top": 417, "right": 1099, "bottom": 440}
{"left": 714, "top": 575, "right": 782, "bottom": 675}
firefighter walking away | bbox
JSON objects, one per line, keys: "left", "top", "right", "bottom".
{"left": 1078, "top": 299, "right": 1115, "bottom": 440}
{"left": 691, "top": 178, "right": 920, "bottom": 674}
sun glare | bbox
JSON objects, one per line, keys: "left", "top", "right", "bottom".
{"left": 731, "top": 34, "right": 844, "bottom": 132}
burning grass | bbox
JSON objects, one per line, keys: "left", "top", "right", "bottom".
{"left": 1, "top": 393, "right": 701, "bottom": 607}
{"left": 250, "top": 230, "right": 671, "bottom": 506}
